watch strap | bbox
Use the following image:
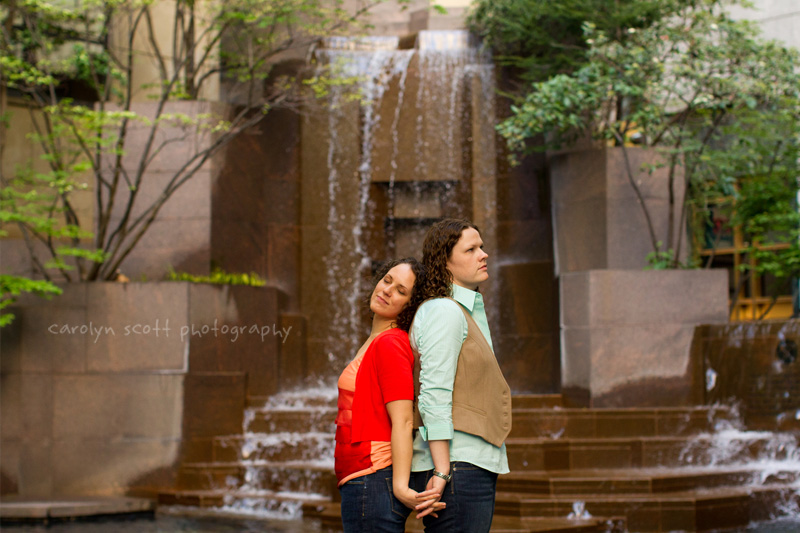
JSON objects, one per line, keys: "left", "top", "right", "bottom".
{"left": 432, "top": 470, "right": 452, "bottom": 482}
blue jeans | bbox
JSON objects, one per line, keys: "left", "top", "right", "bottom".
{"left": 340, "top": 466, "right": 412, "bottom": 533}
{"left": 411, "top": 462, "right": 498, "bottom": 533}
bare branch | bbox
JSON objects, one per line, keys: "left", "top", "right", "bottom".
{"left": 143, "top": 7, "right": 169, "bottom": 89}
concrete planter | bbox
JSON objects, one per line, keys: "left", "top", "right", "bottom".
{"left": 560, "top": 269, "right": 729, "bottom": 407}
{"left": 0, "top": 282, "right": 303, "bottom": 498}
{"left": 549, "top": 146, "right": 687, "bottom": 273}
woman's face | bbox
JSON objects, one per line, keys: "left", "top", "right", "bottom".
{"left": 447, "top": 227, "right": 489, "bottom": 290}
{"left": 370, "top": 263, "right": 416, "bottom": 320}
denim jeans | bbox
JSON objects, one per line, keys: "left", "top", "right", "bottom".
{"left": 339, "top": 466, "right": 412, "bottom": 533}
{"left": 410, "top": 462, "right": 498, "bottom": 533}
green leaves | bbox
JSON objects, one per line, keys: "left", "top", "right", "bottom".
{"left": 497, "top": 1, "right": 799, "bottom": 158}
{"left": 0, "top": 0, "right": 435, "bottom": 286}
{"left": 166, "top": 266, "right": 267, "bottom": 286}
{"left": 468, "top": 0, "right": 681, "bottom": 83}
{"left": 0, "top": 275, "right": 62, "bottom": 327}
{"left": 482, "top": 0, "right": 800, "bottom": 274}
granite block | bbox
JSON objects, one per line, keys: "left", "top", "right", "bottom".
{"left": 52, "top": 438, "right": 180, "bottom": 496}
{"left": 53, "top": 374, "right": 184, "bottom": 440}
{"left": 86, "top": 283, "right": 189, "bottom": 372}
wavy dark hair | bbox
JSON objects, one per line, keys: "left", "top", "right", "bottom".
{"left": 419, "top": 218, "right": 480, "bottom": 300}
{"left": 369, "top": 257, "right": 427, "bottom": 332}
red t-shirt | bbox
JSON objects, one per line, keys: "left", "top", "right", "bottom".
{"left": 334, "top": 328, "right": 414, "bottom": 485}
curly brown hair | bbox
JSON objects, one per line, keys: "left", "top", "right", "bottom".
{"left": 419, "top": 218, "right": 480, "bottom": 300}
{"left": 369, "top": 257, "right": 427, "bottom": 332}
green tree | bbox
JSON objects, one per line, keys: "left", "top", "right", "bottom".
{"left": 0, "top": 0, "right": 399, "bottom": 282}
{"left": 467, "top": 0, "right": 685, "bottom": 84}
{"left": 494, "top": 0, "right": 800, "bottom": 268}
{"left": 699, "top": 107, "right": 800, "bottom": 316}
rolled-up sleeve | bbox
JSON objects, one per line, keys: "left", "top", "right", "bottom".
{"left": 411, "top": 299, "right": 467, "bottom": 441}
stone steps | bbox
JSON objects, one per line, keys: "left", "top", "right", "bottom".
{"left": 495, "top": 484, "right": 800, "bottom": 532}
{"left": 509, "top": 406, "right": 739, "bottom": 439}
{"left": 505, "top": 433, "right": 786, "bottom": 471}
{"left": 176, "top": 461, "right": 336, "bottom": 496}
{"left": 205, "top": 432, "right": 785, "bottom": 472}
{"left": 497, "top": 467, "right": 800, "bottom": 495}
{"left": 161, "top": 392, "right": 800, "bottom": 531}
{"left": 211, "top": 432, "right": 333, "bottom": 463}
{"left": 240, "top": 404, "right": 737, "bottom": 439}
{"left": 158, "top": 488, "right": 331, "bottom": 519}
{"left": 314, "top": 501, "right": 622, "bottom": 533}
{"left": 508, "top": 394, "right": 566, "bottom": 409}
{"left": 245, "top": 408, "right": 336, "bottom": 434}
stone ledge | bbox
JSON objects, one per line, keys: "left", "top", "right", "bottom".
{"left": 0, "top": 496, "right": 154, "bottom": 520}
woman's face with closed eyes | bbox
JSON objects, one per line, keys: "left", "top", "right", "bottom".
{"left": 370, "top": 263, "right": 416, "bottom": 320}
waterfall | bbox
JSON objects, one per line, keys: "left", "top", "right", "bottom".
{"left": 206, "top": 30, "right": 498, "bottom": 521}
{"left": 309, "top": 30, "right": 493, "bottom": 372}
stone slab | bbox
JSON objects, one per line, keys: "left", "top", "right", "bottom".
{"left": 560, "top": 270, "right": 729, "bottom": 407}
{"left": 550, "top": 147, "right": 688, "bottom": 272}
{"left": 0, "top": 497, "right": 154, "bottom": 519}
{"left": 561, "top": 270, "right": 729, "bottom": 327}
{"left": 496, "top": 220, "right": 553, "bottom": 263}
{"left": 106, "top": 216, "right": 211, "bottom": 280}
{"left": 109, "top": 170, "right": 212, "bottom": 220}
{"left": 51, "top": 439, "right": 180, "bottom": 495}
{"left": 86, "top": 283, "right": 189, "bottom": 372}
{"left": 53, "top": 374, "right": 184, "bottom": 440}
{"left": 552, "top": 196, "right": 607, "bottom": 273}
{"left": 182, "top": 373, "right": 245, "bottom": 439}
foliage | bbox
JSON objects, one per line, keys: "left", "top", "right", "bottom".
{"left": 0, "top": 273, "right": 61, "bottom": 326}
{"left": 722, "top": 108, "right": 800, "bottom": 314}
{"left": 0, "top": 218, "right": 62, "bottom": 327}
{"left": 467, "top": 0, "right": 683, "bottom": 84}
{"left": 166, "top": 266, "right": 266, "bottom": 287}
{"left": 494, "top": 0, "right": 800, "bottom": 269}
{"left": 645, "top": 242, "right": 702, "bottom": 270}
{"left": 0, "top": 151, "right": 83, "bottom": 326}
{"left": 0, "top": 0, "right": 402, "bottom": 282}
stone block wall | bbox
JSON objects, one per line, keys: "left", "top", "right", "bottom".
{"left": 550, "top": 147, "right": 687, "bottom": 273}
{"left": 692, "top": 320, "right": 800, "bottom": 430}
{"left": 0, "top": 282, "right": 291, "bottom": 498}
{"left": 494, "top": 71, "right": 559, "bottom": 392}
{"left": 560, "top": 270, "right": 729, "bottom": 407}
{"left": 2, "top": 100, "right": 304, "bottom": 316}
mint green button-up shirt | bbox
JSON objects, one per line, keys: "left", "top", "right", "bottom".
{"left": 409, "top": 284, "right": 509, "bottom": 474}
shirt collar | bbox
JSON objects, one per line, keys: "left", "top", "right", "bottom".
{"left": 450, "top": 283, "right": 480, "bottom": 312}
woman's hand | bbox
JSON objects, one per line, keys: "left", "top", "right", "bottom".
{"left": 413, "top": 475, "right": 447, "bottom": 518}
{"left": 393, "top": 484, "right": 445, "bottom": 518}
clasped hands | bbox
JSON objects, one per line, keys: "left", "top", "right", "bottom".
{"left": 394, "top": 474, "right": 447, "bottom": 519}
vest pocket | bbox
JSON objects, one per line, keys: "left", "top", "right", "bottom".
{"left": 453, "top": 401, "right": 486, "bottom": 417}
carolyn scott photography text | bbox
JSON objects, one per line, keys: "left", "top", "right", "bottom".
{"left": 48, "top": 319, "right": 293, "bottom": 343}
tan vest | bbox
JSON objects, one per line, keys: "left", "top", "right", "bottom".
{"left": 412, "top": 299, "right": 512, "bottom": 447}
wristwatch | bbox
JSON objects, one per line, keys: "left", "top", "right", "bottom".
{"left": 432, "top": 470, "right": 452, "bottom": 482}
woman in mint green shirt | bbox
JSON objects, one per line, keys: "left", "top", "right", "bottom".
{"left": 409, "top": 218, "right": 510, "bottom": 533}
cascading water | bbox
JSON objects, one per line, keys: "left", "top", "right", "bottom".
{"left": 214, "top": 31, "right": 496, "bottom": 520}
{"left": 675, "top": 413, "right": 800, "bottom": 528}
{"left": 683, "top": 320, "right": 800, "bottom": 527}
{"left": 310, "top": 30, "right": 495, "bottom": 372}
{"left": 315, "top": 37, "right": 414, "bottom": 369}
{"left": 213, "top": 387, "right": 338, "bottom": 519}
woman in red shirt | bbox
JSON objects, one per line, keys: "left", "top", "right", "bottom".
{"left": 335, "top": 258, "right": 443, "bottom": 532}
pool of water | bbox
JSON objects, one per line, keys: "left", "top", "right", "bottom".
{"left": 740, "top": 517, "right": 800, "bottom": 532}
{"left": 3, "top": 513, "right": 799, "bottom": 532}
{"left": 1, "top": 513, "right": 323, "bottom": 532}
